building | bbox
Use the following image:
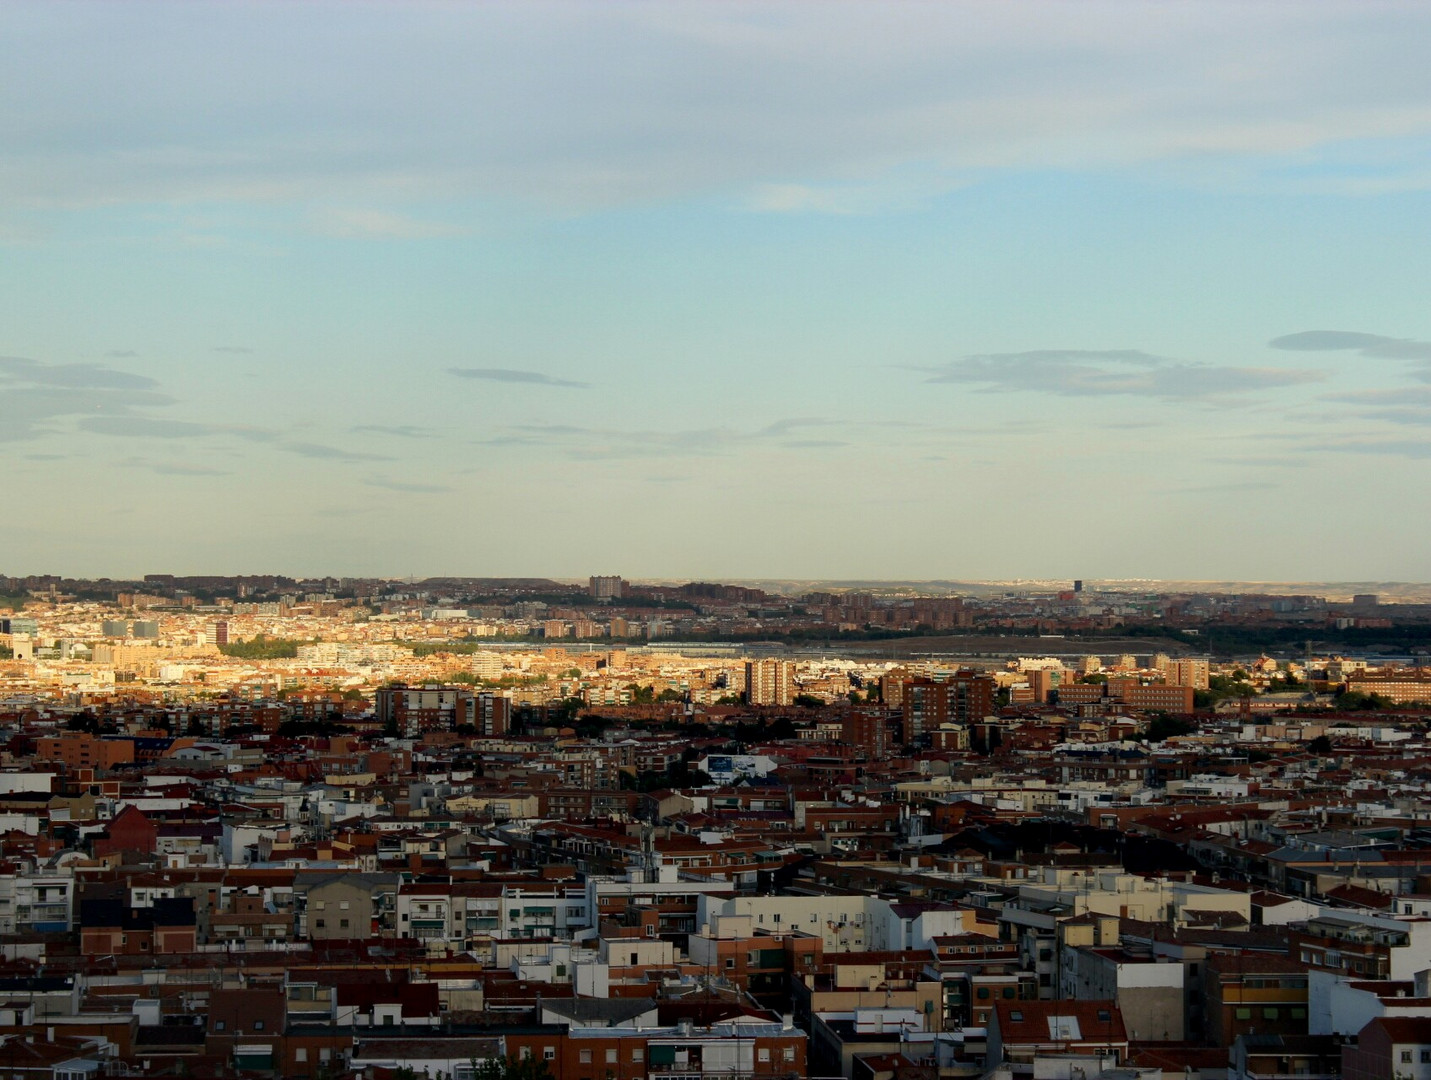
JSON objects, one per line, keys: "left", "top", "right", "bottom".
{"left": 1343, "top": 1016, "right": 1431, "bottom": 1080}
{"left": 1203, "top": 954, "right": 1310, "bottom": 1048}
{"left": 205, "top": 619, "right": 229, "bottom": 646}
{"left": 589, "top": 575, "right": 625, "bottom": 600}
{"left": 901, "top": 671, "right": 996, "bottom": 743}
{"left": 476, "top": 692, "right": 512, "bottom": 737}
{"left": 746, "top": 660, "right": 795, "bottom": 707}
{"left": 986, "top": 999, "right": 1128, "bottom": 1072}
{"left": 1164, "top": 658, "right": 1211, "bottom": 690}
{"left": 374, "top": 686, "right": 474, "bottom": 735}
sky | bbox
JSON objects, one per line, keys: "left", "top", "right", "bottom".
{"left": 3, "top": 1, "right": 1431, "bottom": 582}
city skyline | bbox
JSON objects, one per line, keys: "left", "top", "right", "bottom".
{"left": 4, "top": 3, "right": 1431, "bottom": 579}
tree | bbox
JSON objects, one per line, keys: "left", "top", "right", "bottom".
{"left": 1146, "top": 714, "right": 1196, "bottom": 742}
{"left": 792, "top": 693, "right": 824, "bottom": 708}
{"left": 1307, "top": 734, "right": 1333, "bottom": 754}
{"left": 474, "top": 1057, "right": 555, "bottom": 1080}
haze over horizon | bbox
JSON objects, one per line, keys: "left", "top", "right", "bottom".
{"left": 4, "top": 2, "right": 1431, "bottom": 580}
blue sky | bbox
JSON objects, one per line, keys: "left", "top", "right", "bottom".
{"left": 3, "top": 2, "right": 1431, "bottom": 581}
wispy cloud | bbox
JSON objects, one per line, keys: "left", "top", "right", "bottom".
{"left": 105, "top": 349, "right": 140, "bottom": 359}
{"left": 923, "top": 349, "right": 1324, "bottom": 402}
{"left": 1320, "top": 385, "right": 1431, "bottom": 428}
{"left": 308, "top": 207, "right": 464, "bottom": 240}
{"left": 448, "top": 367, "right": 590, "bottom": 389}
{"left": 213, "top": 345, "right": 252, "bottom": 355}
{"left": 479, "top": 417, "right": 876, "bottom": 461}
{"left": 0, "top": 355, "right": 159, "bottom": 391}
{"left": 1163, "top": 480, "right": 1279, "bottom": 494}
{"left": 78, "top": 415, "right": 276, "bottom": 442}
{"left": 0, "top": 355, "right": 173, "bottom": 441}
{"left": 1269, "top": 330, "right": 1431, "bottom": 360}
{"left": 281, "top": 442, "right": 394, "bottom": 462}
{"left": 363, "top": 478, "right": 452, "bottom": 493}
{"left": 119, "top": 457, "right": 230, "bottom": 476}
{"left": 352, "top": 424, "right": 434, "bottom": 439}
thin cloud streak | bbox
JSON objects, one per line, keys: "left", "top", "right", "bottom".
{"left": 448, "top": 368, "right": 590, "bottom": 389}
{"left": 924, "top": 349, "right": 1324, "bottom": 402}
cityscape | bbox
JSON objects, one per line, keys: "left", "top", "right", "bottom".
{"left": 7, "top": 1, "right": 1431, "bottom": 1079}
{"left": 0, "top": 573, "right": 1429, "bottom": 1078}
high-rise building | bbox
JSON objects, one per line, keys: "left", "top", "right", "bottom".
{"left": 205, "top": 620, "right": 229, "bottom": 647}
{"left": 375, "top": 686, "right": 475, "bottom": 736}
{"left": 1164, "top": 658, "right": 1210, "bottom": 690}
{"left": 475, "top": 693, "right": 511, "bottom": 737}
{"left": 131, "top": 620, "right": 160, "bottom": 639}
{"left": 102, "top": 620, "right": 129, "bottom": 638}
{"left": 842, "top": 711, "right": 889, "bottom": 760}
{"left": 589, "top": 575, "right": 625, "bottom": 600}
{"left": 745, "top": 659, "right": 794, "bottom": 706}
{"left": 900, "top": 670, "right": 997, "bottom": 744}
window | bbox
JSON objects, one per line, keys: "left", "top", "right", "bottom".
{"left": 340, "top": 919, "right": 349, "bottom": 929}
{"left": 1009, "top": 1011, "right": 1023, "bottom": 1022}
{"left": 254, "top": 1021, "right": 265, "bottom": 1031}
{"left": 1402, "top": 1051, "right": 1413, "bottom": 1064}
{"left": 320, "top": 1050, "right": 331, "bottom": 1063}
{"left": 605, "top": 1050, "right": 617, "bottom": 1064}
{"left": 1002, "top": 987, "right": 1016, "bottom": 999}
{"left": 976, "top": 988, "right": 990, "bottom": 1000}
{"left": 632, "top": 1050, "right": 644, "bottom": 1063}
{"left": 1236, "top": 1008, "right": 1252, "bottom": 1021}
{"left": 1422, "top": 1051, "right": 1431, "bottom": 1064}
{"left": 1263, "top": 1008, "right": 1279, "bottom": 1020}
{"left": 215, "top": 1021, "right": 226, "bottom": 1032}
{"left": 580, "top": 1051, "right": 592, "bottom": 1064}
{"left": 295, "top": 1049, "right": 308, "bottom": 1063}
{"left": 758, "top": 1049, "right": 770, "bottom": 1063}
{"left": 543, "top": 1048, "right": 555, "bottom": 1061}
{"left": 726, "top": 958, "right": 735, "bottom": 969}
{"left": 340, "top": 901, "right": 350, "bottom": 910}
{"left": 782, "top": 1048, "right": 795, "bottom": 1063}
{"left": 519, "top": 1048, "right": 531, "bottom": 1061}
{"left": 315, "top": 919, "right": 325, "bottom": 929}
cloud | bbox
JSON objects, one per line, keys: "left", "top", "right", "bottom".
{"left": 363, "top": 478, "right": 452, "bottom": 493}
{"left": 281, "top": 441, "right": 393, "bottom": 462}
{"left": 352, "top": 424, "right": 434, "bottom": 438}
{"left": 8, "top": 5, "right": 1431, "bottom": 212}
{"left": 1269, "top": 331, "right": 1431, "bottom": 360}
{"left": 448, "top": 368, "right": 590, "bottom": 389}
{"left": 478, "top": 416, "right": 887, "bottom": 461}
{"left": 0, "top": 355, "right": 159, "bottom": 391}
{"left": 1306, "top": 438, "right": 1431, "bottom": 459}
{"left": 105, "top": 349, "right": 140, "bottom": 358}
{"left": 119, "top": 457, "right": 230, "bottom": 476}
{"left": 924, "top": 349, "right": 1324, "bottom": 402}
{"left": 308, "top": 207, "right": 464, "bottom": 240}
{"left": 1163, "top": 480, "right": 1279, "bottom": 494}
{"left": 1320, "top": 386, "right": 1431, "bottom": 427}
{"left": 0, "top": 355, "right": 174, "bottom": 441}
{"left": 1212, "top": 455, "right": 1312, "bottom": 468}
{"left": 77, "top": 415, "right": 276, "bottom": 442}
{"left": 79, "top": 416, "right": 208, "bottom": 439}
